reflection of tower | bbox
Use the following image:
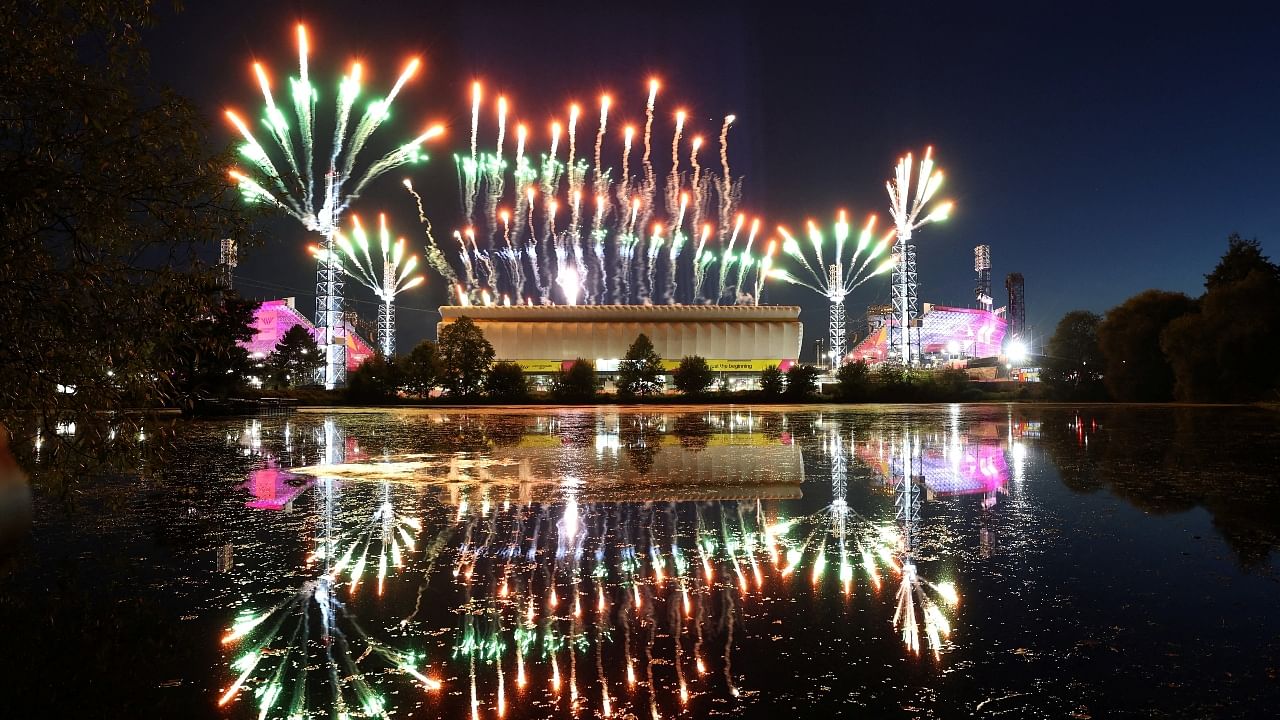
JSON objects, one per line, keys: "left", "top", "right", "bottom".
{"left": 893, "top": 435, "right": 921, "bottom": 555}
{"left": 828, "top": 429, "right": 847, "bottom": 510}
{"left": 1005, "top": 272, "right": 1025, "bottom": 342}
{"left": 974, "top": 245, "right": 992, "bottom": 311}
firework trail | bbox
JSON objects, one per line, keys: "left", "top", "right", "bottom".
{"left": 754, "top": 239, "right": 776, "bottom": 305}
{"left": 403, "top": 179, "right": 457, "bottom": 284}
{"left": 716, "top": 213, "right": 745, "bottom": 302}
{"left": 226, "top": 24, "right": 442, "bottom": 383}
{"left": 594, "top": 95, "right": 610, "bottom": 184}
{"left": 771, "top": 211, "right": 898, "bottom": 299}
{"left": 734, "top": 217, "right": 760, "bottom": 301}
{"left": 432, "top": 79, "right": 756, "bottom": 307}
{"left": 642, "top": 78, "right": 658, "bottom": 190}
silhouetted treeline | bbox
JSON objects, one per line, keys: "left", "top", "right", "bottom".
{"left": 1044, "top": 234, "right": 1280, "bottom": 402}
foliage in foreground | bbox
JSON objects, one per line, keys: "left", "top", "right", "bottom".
{"left": 0, "top": 0, "right": 255, "bottom": 477}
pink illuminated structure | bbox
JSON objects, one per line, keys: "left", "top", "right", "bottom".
{"left": 243, "top": 462, "right": 314, "bottom": 511}
{"left": 851, "top": 304, "right": 1006, "bottom": 364}
{"left": 240, "top": 298, "right": 374, "bottom": 371}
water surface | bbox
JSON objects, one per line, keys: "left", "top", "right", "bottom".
{"left": 2, "top": 404, "right": 1278, "bottom": 719}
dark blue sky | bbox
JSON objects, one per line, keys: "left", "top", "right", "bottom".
{"left": 146, "top": 1, "right": 1280, "bottom": 354}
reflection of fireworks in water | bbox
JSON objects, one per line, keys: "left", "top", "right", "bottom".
{"left": 434, "top": 492, "right": 788, "bottom": 717}
{"left": 430, "top": 80, "right": 769, "bottom": 307}
{"left": 764, "top": 426, "right": 961, "bottom": 658}
{"left": 865, "top": 430, "right": 962, "bottom": 657}
{"left": 222, "top": 413, "right": 968, "bottom": 717}
{"left": 308, "top": 481, "right": 423, "bottom": 596}
{"left": 428, "top": 465, "right": 963, "bottom": 717}
{"left": 218, "top": 481, "right": 440, "bottom": 718}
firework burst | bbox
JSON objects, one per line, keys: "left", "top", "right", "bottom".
{"left": 225, "top": 24, "right": 442, "bottom": 385}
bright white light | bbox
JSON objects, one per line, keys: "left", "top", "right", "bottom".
{"left": 1006, "top": 339, "right": 1028, "bottom": 364}
{"left": 945, "top": 340, "right": 960, "bottom": 355}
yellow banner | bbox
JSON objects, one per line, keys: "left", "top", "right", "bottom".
{"left": 514, "top": 359, "right": 787, "bottom": 373}
{"left": 513, "top": 360, "right": 566, "bottom": 373}
{"left": 658, "top": 359, "right": 786, "bottom": 372}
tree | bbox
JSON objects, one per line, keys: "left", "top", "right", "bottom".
{"left": 345, "top": 356, "right": 401, "bottom": 404}
{"left": 400, "top": 339, "right": 442, "bottom": 398}
{"left": 834, "top": 360, "right": 872, "bottom": 402}
{"left": 616, "top": 334, "right": 664, "bottom": 398}
{"left": 485, "top": 362, "right": 530, "bottom": 403}
{"left": 265, "top": 325, "right": 321, "bottom": 389}
{"left": 1162, "top": 237, "right": 1280, "bottom": 401}
{"left": 1042, "top": 311, "right": 1107, "bottom": 400}
{"left": 437, "top": 317, "right": 494, "bottom": 398}
{"left": 165, "top": 292, "right": 260, "bottom": 401}
{"left": 784, "top": 364, "right": 821, "bottom": 400}
{"left": 759, "top": 365, "right": 785, "bottom": 397}
{"left": 552, "top": 359, "right": 598, "bottom": 401}
{"left": 1205, "top": 233, "right": 1280, "bottom": 291}
{"left": 1097, "top": 290, "right": 1196, "bottom": 401}
{"left": 672, "top": 356, "right": 715, "bottom": 396}
{"left": 0, "top": 0, "right": 253, "bottom": 461}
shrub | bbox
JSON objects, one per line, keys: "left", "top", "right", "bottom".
{"left": 484, "top": 362, "right": 529, "bottom": 403}
{"left": 672, "top": 356, "right": 715, "bottom": 396}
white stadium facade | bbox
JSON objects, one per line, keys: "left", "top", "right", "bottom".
{"left": 437, "top": 305, "right": 803, "bottom": 386}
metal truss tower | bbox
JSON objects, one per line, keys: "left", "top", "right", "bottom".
{"left": 377, "top": 261, "right": 396, "bottom": 357}
{"left": 974, "top": 245, "right": 992, "bottom": 311}
{"left": 826, "top": 262, "right": 847, "bottom": 370}
{"left": 219, "top": 238, "right": 237, "bottom": 289}
{"left": 313, "top": 172, "right": 346, "bottom": 389}
{"left": 1005, "top": 272, "right": 1026, "bottom": 341}
{"left": 889, "top": 237, "right": 920, "bottom": 365}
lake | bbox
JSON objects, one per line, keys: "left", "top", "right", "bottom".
{"left": 2, "top": 404, "right": 1278, "bottom": 719}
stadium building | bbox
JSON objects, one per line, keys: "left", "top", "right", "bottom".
{"left": 437, "top": 304, "right": 803, "bottom": 388}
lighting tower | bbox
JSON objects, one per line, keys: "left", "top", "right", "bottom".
{"left": 885, "top": 148, "right": 954, "bottom": 365}
{"left": 1005, "top": 272, "right": 1025, "bottom": 343}
{"left": 378, "top": 252, "right": 397, "bottom": 356}
{"left": 974, "top": 245, "right": 992, "bottom": 311}
{"left": 220, "top": 237, "right": 238, "bottom": 289}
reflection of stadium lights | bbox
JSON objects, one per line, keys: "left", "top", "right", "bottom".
{"left": 1006, "top": 340, "right": 1028, "bottom": 364}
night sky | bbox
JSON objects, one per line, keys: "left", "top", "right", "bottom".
{"left": 145, "top": 1, "right": 1280, "bottom": 356}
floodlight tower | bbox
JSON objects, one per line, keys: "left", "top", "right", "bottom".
{"left": 974, "top": 245, "right": 992, "bottom": 311}
{"left": 220, "top": 237, "right": 238, "bottom": 289}
{"left": 1005, "top": 272, "right": 1026, "bottom": 344}
{"left": 225, "top": 25, "right": 442, "bottom": 387}
{"left": 885, "top": 147, "right": 954, "bottom": 366}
